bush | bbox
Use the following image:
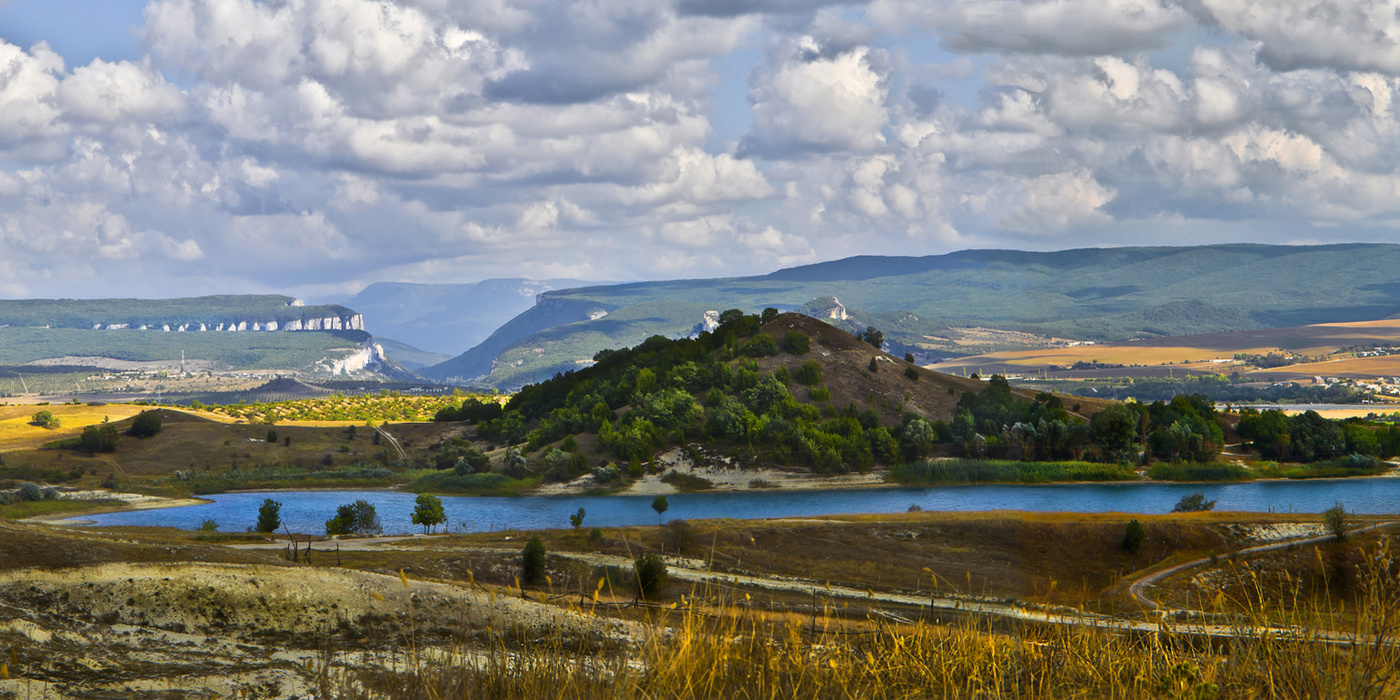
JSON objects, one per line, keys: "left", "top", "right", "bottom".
{"left": 634, "top": 552, "right": 668, "bottom": 599}
{"left": 783, "top": 332, "right": 810, "bottom": 355}
{"left": 17, "top": 482, "right": 41, "bottom": 502}
{"left": 522, "top": 534, "right": 546, "bottom": 585}
{"left": 1122, "top": 519, "right": 1145, "bottom": 555}
{"left": 325, "top": 500, "right": 382, "bottom": 536}
{"left": 128, "top": 411, "right": 163, "bottom": 438}
{"left": 40, "top": 486, "right": 58, "bottom": 501}
{"left": 904, "top": 366, "right": 919, "bottom": 381}
{"left": 794, "top": 360, "right": 823, "bottom": 386}
{"left": 30, "top": 410, "right": 59, "bottom": 429}
{"left": 1171, "top": 492, "right": 1217, "bottom": 513}
{"left": 454, "top": 448, "right": 491, "bottom": 476}
{"left": 739, "top": 334, "right": 778, "bottom": 358}
{"left": 199, "top": 519, "right": 219, "bottom": 532}
{"left": 809, "top": 386, "right": 831, "bottom": 401}
{"left": 1323, "top": 502, "right": 1349, "bottom": 542}
{"left": 266, "top": 430, "right": 278, "bottom": 443}
{"left": 256, "top": 498, "right": 282, "bottom": 533}
{"left": 666, "top": 519, "right": 696, "bottom": 553}
{"left": 868, "top": 357, "right": 878, "bottom": 373}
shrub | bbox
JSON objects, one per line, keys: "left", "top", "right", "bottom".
{"left": 17, "top": 482, "right": 41, "bottom": 502}
{"left": 128, "top": 411, "right": 162, "bottom": 438}
{"left": 199, "top": 519, "right": 219, "bottom": 532}
{"left": 868, "top": 357, "right": 878, "bottom": 373}
{"left": 634, "top": 552, "right": 668, "bottom": 599}
{"left": 783, "top": 332, "right": 810, "bottom": 355}
{"left": 760, "top": 307, "right": 779, "bottom": 324}
{"left": 1122, "top": 519, "right": 1145, "bottom": 555}
{"left": 522, "top": 534, "right": 546, "bottom": 585}
{"left": 325, "top": 500, "right": 382, "bottom": 536}
{"left": 794, "top": 360, "right": 823, "bottom": 386}
{"left": 1323, "top": 502, "right": 1349, "bottom": 542}
{"left": 256, "top": 498, "right": 282, "bottom": 533}
{"left": 40, "top": 486, "right": 58, "bottom": 500}
{"left": 266, "top": 430, "right": 278, "bottom": 443}
{"left": 1171, "top": 492, "right": 1217, "bottom": 513}
{"left": 454, "top": 448, "right": 491, "bottom": 476}
{"left": 31, "top": 410, "right": 59, "bottom": 429}
{"left": 666, "top": 519, "right": 696, "bottom": 553}
{"left": 809, "top": 386, "right": 831, "bottom": 401}
{"left": 904, "top": 366, "right": 920, "bottom": 381}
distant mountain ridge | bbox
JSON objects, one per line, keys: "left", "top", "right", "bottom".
{"left": 420, "top": 243, "right": 1400, "bottom": 390}
{"left": 343, "top": 278, "right": 596, "bottom": 355}
{"left": 0, "top": 294, "right": 361, "bottom": 332}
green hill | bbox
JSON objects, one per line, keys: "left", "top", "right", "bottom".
{"left": 423, "top": 243, "right": 1400, "bottom": 389}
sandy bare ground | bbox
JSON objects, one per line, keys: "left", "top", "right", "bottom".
{"left": 535, "top": 446, "right": 889, "bottom": 496}
{"left": 0, "top": 561, "right": 636, "bottom": 699}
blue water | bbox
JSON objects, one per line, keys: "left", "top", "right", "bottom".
{"left": 65, "top": 478, "right": 1400, "bottom": 535}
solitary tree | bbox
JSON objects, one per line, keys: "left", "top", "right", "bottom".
{"left": 266, "top": 430, "right": 278, "bottom": 444}
{"left": 569, "top": 507, "right": 586, "bottom": 530}
{"left": 1171, "top": 492, "right": 1217, "bottom": 513}
{"left": 760, "top": 307, "right": 779, "bottom": 324}
{"left": 30, "top": 410, "right": 59, "bottom": 429}
{"left": 651, "top": 495, "right": 669, "bottom": 524}
{"left": 255, "top": 498, "right": 282, "bottom": 533}
{"left": 522, "top": 534, "right": 546, "bottom": 585}
{"left": 411, "top": 494, "right": 447, "bottom": 534}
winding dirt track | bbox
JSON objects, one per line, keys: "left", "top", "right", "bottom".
{"left": 1126, "top": 521, "right": 1398, "bottom": 610}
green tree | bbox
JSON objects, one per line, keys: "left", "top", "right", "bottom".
{"left": 255, "top": 498, "right": 282, "bottom": 533}
{"left": 859, "top": 326, "right": 884, "bottom": 349}
{"left": 78, "top": 424, "right": 119, "bottom": 453}
{"left": 570, "top": 507, "right": 586, "bottom": 530}
{"left": 266, "top": 430, "right": 278, "bottom": 443}
{"left": 454, "top": 448, "right": 490, "bottom": 475}
{"left": 411, "top": 494, "right": 446, "bottom": 534}
{"left": 522, "top": 534, "right": 546, "bottom": 585}
{"left": 651, "top": 494, "right": 669, "bottom": 523}
{"left": 760, "top": 307, "right": 779, "bottom": 324}
{"left": 718, "top": 309, "right": 745, "bottom": 325}
{"left": 128, "top": 410, "right": 163, "bottom": 438}
{"left": 30, "top": 410, "right": 59, "bottom": 429}
{"left": 634, "top": 552, "right": 668, "bottom": 599}
{"left": 325, "top": 500, "right": 382, "bottom": 536}
{"left": 868, "top": 357, "right": 878, "bottom": 373}
{"left": 1122, "top": 519, "right": 1146, "bottom": 555}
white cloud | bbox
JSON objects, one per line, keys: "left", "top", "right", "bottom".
{"left": 741, "top": 38, "right": 890, "bottom": 156}
{"left": 1200, "top": 0, "right": 1400, "bottom": 73}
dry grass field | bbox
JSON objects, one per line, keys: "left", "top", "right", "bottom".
{"left": 0, "top": 403, "right": 147, "bottom": 450}
{"left": 934, "top": 318, "right": 1400, "bottom": 380}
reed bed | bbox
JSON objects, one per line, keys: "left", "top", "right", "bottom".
{"left": 318, "top": 539, "right": 1400, "bottom": 699}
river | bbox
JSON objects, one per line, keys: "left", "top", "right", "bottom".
{"left": 64, "top": 478, "right": 1400, "bottom": 534}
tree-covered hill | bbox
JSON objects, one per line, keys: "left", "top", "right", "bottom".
{"left": 0, "top": 295, "right": 357, "bottom": 330}
{"left": 423, "top": 243, "right": 1400, "bottom": 389}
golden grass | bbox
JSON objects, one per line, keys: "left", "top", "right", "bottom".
{"left": 327, "top": 545, "right": 1400, "bottom": 700}
{"left": 0, "top": 404, "right": 145, "bottom": 449}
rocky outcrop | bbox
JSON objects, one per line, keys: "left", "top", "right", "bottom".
{"left": 93, "top": 313, "right": 364, "bottom": 333}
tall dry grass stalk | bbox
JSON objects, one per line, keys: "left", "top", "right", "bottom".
{"left": 321, "top": 541, "right": 1400, "bottom": 700}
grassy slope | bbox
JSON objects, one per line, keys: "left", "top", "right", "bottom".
{"left": 428, "top": 243, "right": 1400, "bottom": 389}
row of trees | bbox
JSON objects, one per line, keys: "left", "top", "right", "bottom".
{"left": 250, "top": 494, "right": 448, "bottom": 537}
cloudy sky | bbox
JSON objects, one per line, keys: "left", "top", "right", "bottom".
{"left": 2, "top": 0, "right": 1399, "bottom": 300}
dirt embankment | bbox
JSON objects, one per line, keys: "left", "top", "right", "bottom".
{"left": 0, "top": 561, "right": 636, "bottom": 700}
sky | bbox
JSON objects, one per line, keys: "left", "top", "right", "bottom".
{"left": 2, "top": 0, "right": 1400, "bottom": 301}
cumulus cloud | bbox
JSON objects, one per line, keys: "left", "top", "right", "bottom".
{"left": 740, "top": 38, "right": 890, "bottom": 156}
{"left": 8, "top": 0, "right": 1400, "bottom": 300}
